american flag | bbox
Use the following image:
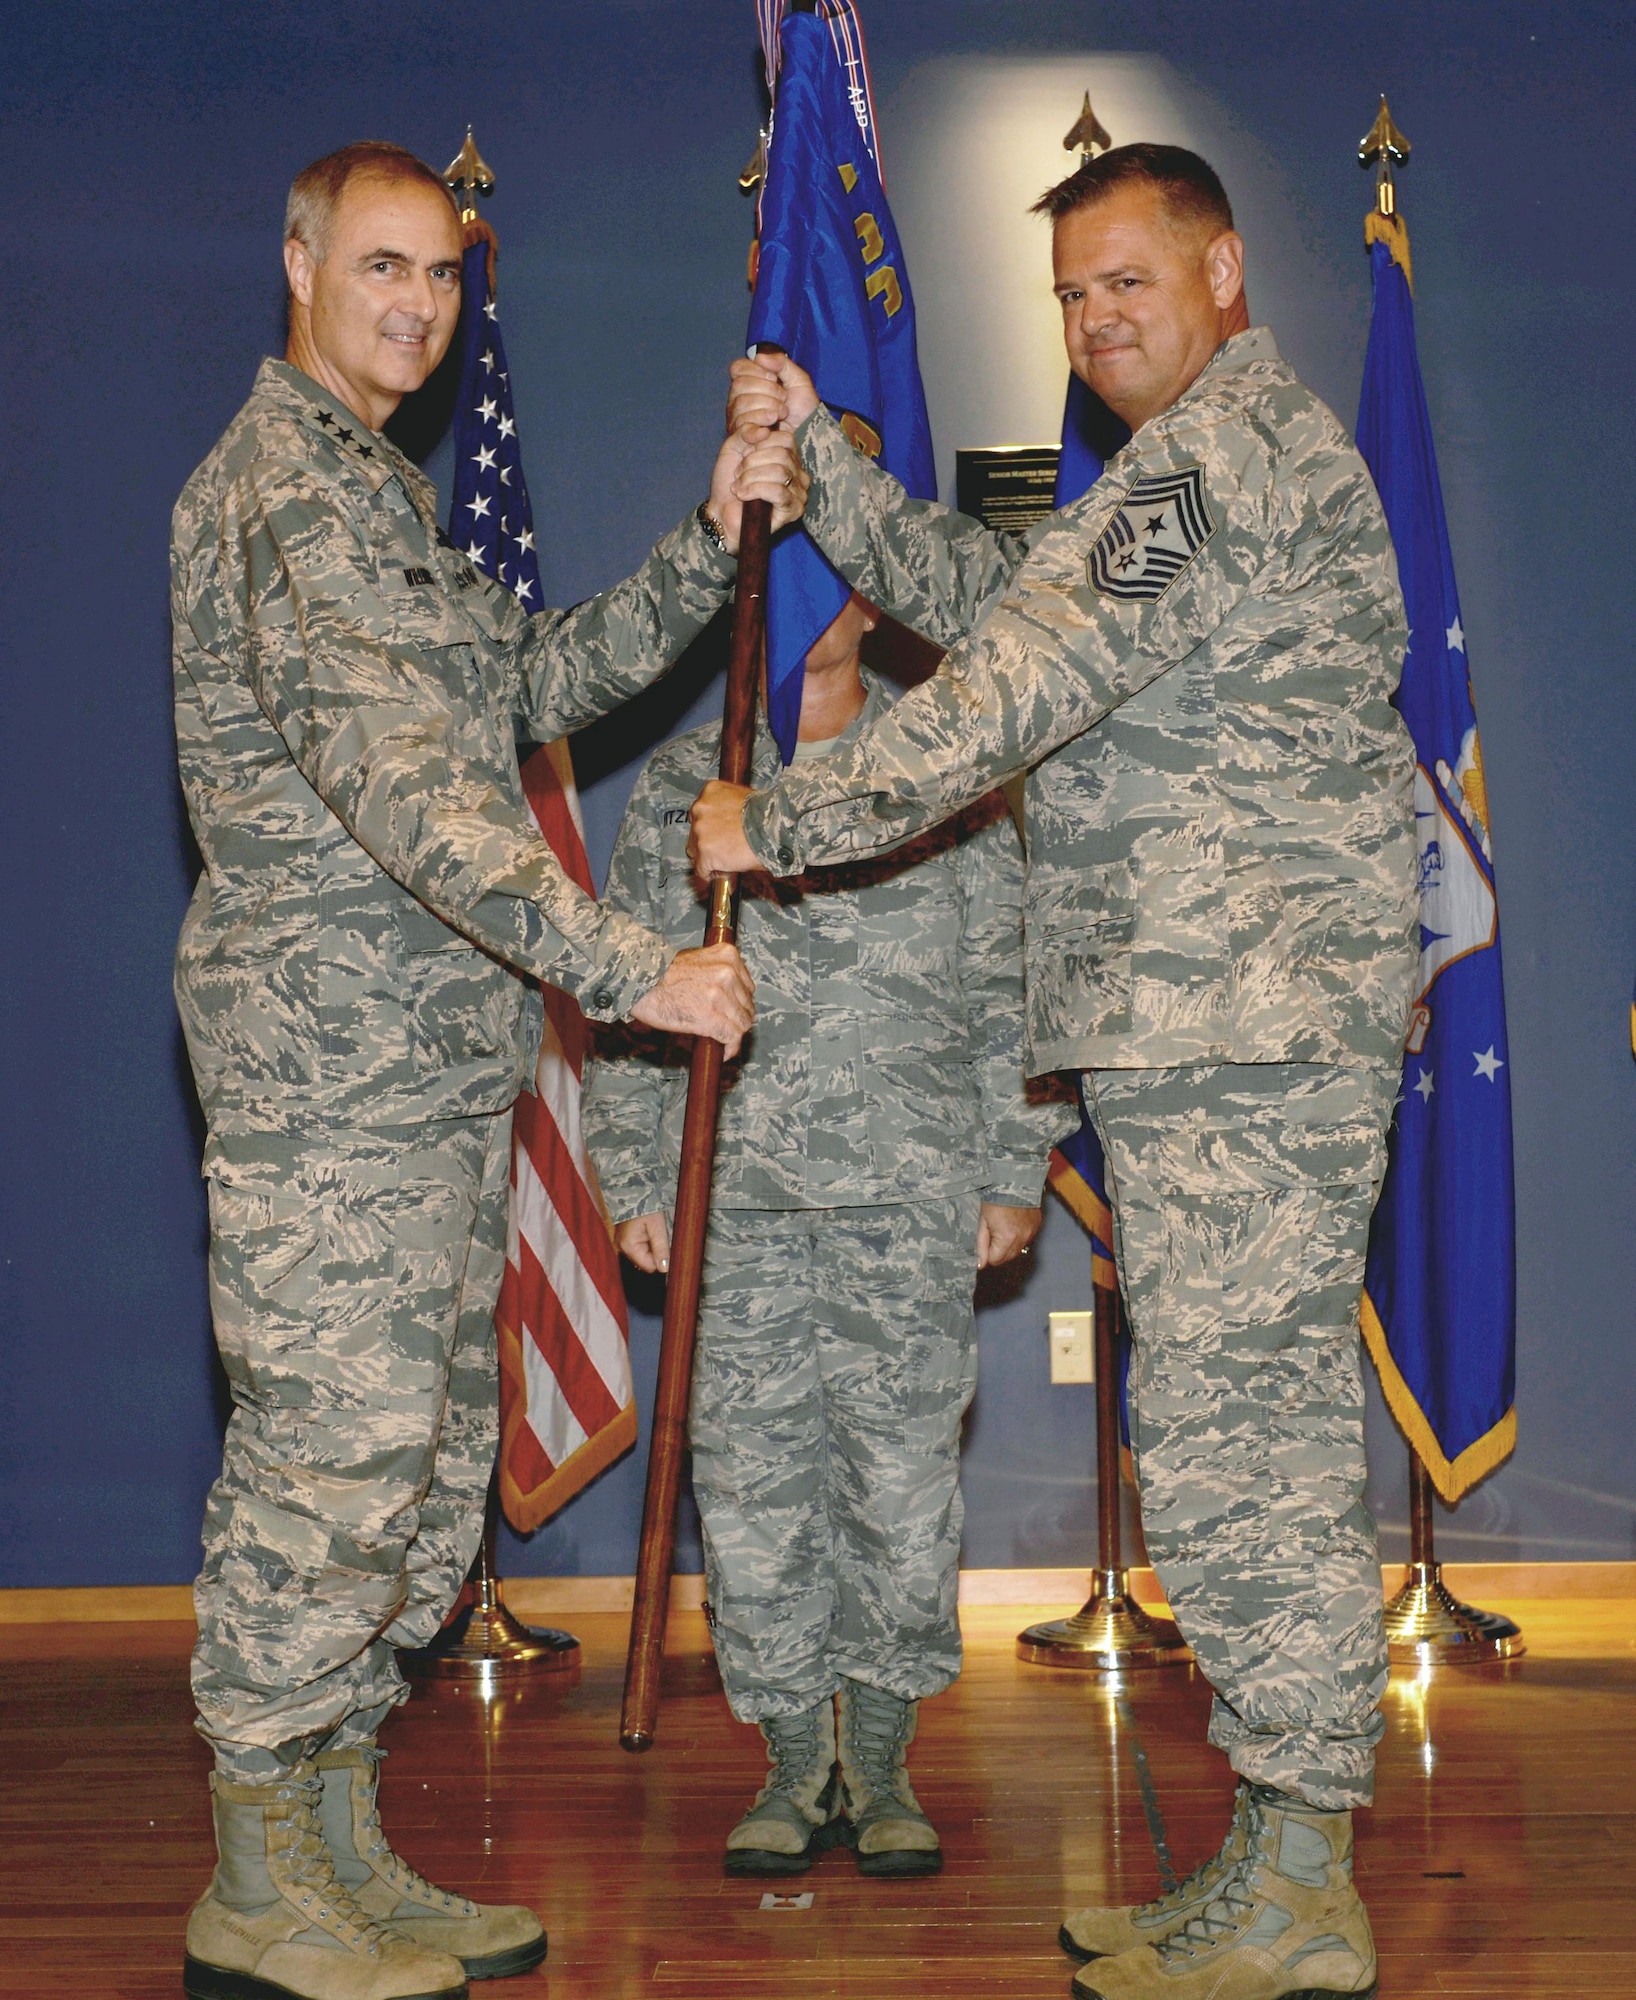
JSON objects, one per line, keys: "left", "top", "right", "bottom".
{"left": 447, "top": 232, "right": 638, "bottom": 1531}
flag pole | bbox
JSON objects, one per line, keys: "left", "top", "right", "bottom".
{"left": 405, "top": 1469, "right": 581, "bottom": 1685}
{"left": 620, "top": 496, "right": 772, "bottom": 1752}
{"left": 400, "top": 130, "right": 586, "bottom": 1686}
{"left": 1017, "top": 1263, "right": 1189, "bottom": 1670}
{"left": 1354, "top": 100, "right": 1522, "bottom": 1668}
{"left": 1383, "top": 1447, "right": 1522, "bottom": 1664}
{"left": 1014, "top": 88, "right": 1184, "bottom": 1675}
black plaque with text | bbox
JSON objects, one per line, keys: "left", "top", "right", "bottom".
{"left": 955, "top": 446, "right": 1060, "bottom": 536}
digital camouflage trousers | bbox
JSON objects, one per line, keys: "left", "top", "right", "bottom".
{"left": 192, "top": 1111, "right": 510, "bottom": 1780}
{"left": 689, "top": 1194, "right": 982, "bottom": 1723}
{"left": 1086, "top": 1062, "right": 1397, "bottom": 1812}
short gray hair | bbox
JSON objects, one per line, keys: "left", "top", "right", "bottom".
{"left": 284, "top": 141, "right": 457, "bottom": 261}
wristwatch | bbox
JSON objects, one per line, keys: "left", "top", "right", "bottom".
{"left": 695, "top": 501, "right": 730, "bottom": 552}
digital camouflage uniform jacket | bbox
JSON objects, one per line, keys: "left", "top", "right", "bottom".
{"left": 585, "top": 670, "right": 1058, "bottom": 1220}
{"left": 742, "top": 330, "right": 1420, "bottom": 1077}
{"left": 171, "top": 359, "right": 735, "bottom": 1139}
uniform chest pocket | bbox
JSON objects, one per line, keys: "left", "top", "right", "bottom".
{"left": 377, "top": 568, "right": 474, "bottom": 651}
{"left": 377, "top": 568, "right": 519, "bottom": 777}
{"left": 853, "top": 856, "right": 964, "bottom": 1009}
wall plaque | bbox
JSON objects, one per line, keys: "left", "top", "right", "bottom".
{"left": 955, "top": 446, "right": 1060, "bottom": 536}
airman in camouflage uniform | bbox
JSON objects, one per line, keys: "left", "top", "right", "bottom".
{"left": 700, "top": 146, "right": 1418, "bottom": 1998}
{"left": 171, "top": 142, "right": 791, "bottom": 2000}
{"left": 587, "top": 609, "right": 1057, "bottom": 1877}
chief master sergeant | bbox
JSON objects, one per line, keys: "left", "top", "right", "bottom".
{"left": 170, "top": 141, "right": 802, "bottom": 2000}
{"left": 696, "top": 144, "right": 1420, "bottom": 2000}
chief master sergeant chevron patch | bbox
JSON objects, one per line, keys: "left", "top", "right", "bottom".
{"left": 1087, "top": 464, "right": 1216, "bottom": 601}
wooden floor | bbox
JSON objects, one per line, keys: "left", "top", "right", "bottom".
{"left": 2, "top": 1596, "right": 1634, "bottom": 1998}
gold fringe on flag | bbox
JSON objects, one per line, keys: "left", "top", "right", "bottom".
{"left": 1360, "top": 1288, "right": 1516, "bottom": 1503}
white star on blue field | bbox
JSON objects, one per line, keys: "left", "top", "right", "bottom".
{"left": 447, "top": 254, "right": 543, "bottom": 609}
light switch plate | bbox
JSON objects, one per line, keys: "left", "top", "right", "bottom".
{"left": 1049, "top": 1310, "right": 1095, "bottom": 1384}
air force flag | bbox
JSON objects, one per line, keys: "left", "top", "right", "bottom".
{"left": 1356, "top": 213, "right": 1517, "bottom": 1501}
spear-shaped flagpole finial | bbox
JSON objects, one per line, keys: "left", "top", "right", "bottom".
{"left": 1358, "top": 96, "right": 1410, "bottom": 217}
{"left": 444, "top": 126, "right": 497, "bottom": 223}
{"left": 1064, "top": 91, "right": 1113, "bottom": 163}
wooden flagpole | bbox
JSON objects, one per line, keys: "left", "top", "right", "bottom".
{"left": 619, "top": 497, "right": 772, "bottom": 1751}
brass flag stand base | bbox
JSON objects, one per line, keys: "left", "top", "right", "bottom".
{"left": 1386, "top": 1454, "right": 1523, "bottom": 1666}
{"left": 402, "top": 1483, "right": 580, "bottom": 1691}
{"left": 1019, "top": 1565, "right": 1188, "bottom": 1670}
{"left": 1018, "top": 1286, "right": 1190, "bottom": 1672}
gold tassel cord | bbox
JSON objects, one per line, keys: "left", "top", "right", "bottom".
{"left": 1365, "top": 207, "right": 1413, "bottom": 289}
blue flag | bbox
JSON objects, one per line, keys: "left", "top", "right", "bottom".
{"left": 747, "top": 5, "right": 934, "bottom": 763}
{"left": 446, "top": 240, "right": 542, "bottom": 602}
{"left": 1054, "top": 372, "right": 1114, "bottom": 508}
{"left": 1355, "top": 216, "right": 1516, "bottom": 1500}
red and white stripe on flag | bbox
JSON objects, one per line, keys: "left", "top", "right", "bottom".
{"left": 495, "top": 739, "right": 637, "bottom": 1532}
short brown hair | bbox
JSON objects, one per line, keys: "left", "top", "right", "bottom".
{"left": 1033, "top": 142, "right": 1234, "bottom": 240}
{"left": 284, "top": 141, "right": 457, "bottom": 261}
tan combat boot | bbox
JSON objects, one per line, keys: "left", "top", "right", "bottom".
{"left": 723, "top": 1701, "right": 845, "bottom": 1877}
{"left": 184, "top": 1764, "right": 467, "bottom": 2000}
{"left": 315, "top": 1749, "right": 546, "bottom": 1981}
{"left": 835, "top": 1678, "right": 942, "bottom": 1878}
{"left": 1061, "top": 1784, "right": 1252, "bottom": 1962}
{"left": 1071, "top": 1787, "right": 1377, "bottom": 2000}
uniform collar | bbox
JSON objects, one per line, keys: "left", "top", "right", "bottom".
{"left": 752, "top": 664, "right": 889, "bottom": 782}
{"left": 1097, "top": 326, "right": 1283, "bottom": 471}
{"left": 1157, "top": 325, "right": 1283, "bottom": 427}
{"left": 252, "top": 359, "right": 439, "bottom": 521}
{"left": 1196, "top": 323, "right": 1281, "bottom": 381}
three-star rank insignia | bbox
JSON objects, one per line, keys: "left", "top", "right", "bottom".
{"left": 314, "top": 407, "right": 375, "bottom": 463}
{"left": 1087, "top": 465, "right": 1216, "bottom": 601}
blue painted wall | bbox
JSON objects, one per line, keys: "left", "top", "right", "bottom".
{"left": 2, "top": 1, "right": 1632, "bottom": 1588}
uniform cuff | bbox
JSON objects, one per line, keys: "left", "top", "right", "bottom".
{"left": 659, "top": 505, "right": 738, "bottom": 594}
{"left": 741, "top": 786, "right": 804, "bottom": 878}
{"left": 982, "top": 1169, "right": 1049, "bottom": 1209}
{"left": 794, "top": 405, "right": 853, "bottom": 548}
{"left": 603, "top": 1181, "right": 667, "bottom": 1228}
{"left": 579, "top": 923, "right": 676, "bottom": 1024}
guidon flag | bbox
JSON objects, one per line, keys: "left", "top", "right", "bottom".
{"left": 747, "top": 0, "right": 936, "bottom": 762}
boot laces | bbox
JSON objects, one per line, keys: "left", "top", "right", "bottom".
{"left": 844, "top": 1698, "right": 906, "bottom": 1793}
{"left": 271, "top": 1778, "right": 393, "bottom": 1956}
{"left": 1154, "top": 1871, "right": 1257, "bottom": 1963}
{"left": 1131, "top": 1789, "right": 1247, "bottom": 1922}
{"left": 358, "top": 1790, "right": 478, "bottom": 1916}
{"left": 756, "top": 1711, "right": 830, "bottom": 1807}
{"left": 1153, "top": 1807, "right": 1284, "bottom": 1965}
